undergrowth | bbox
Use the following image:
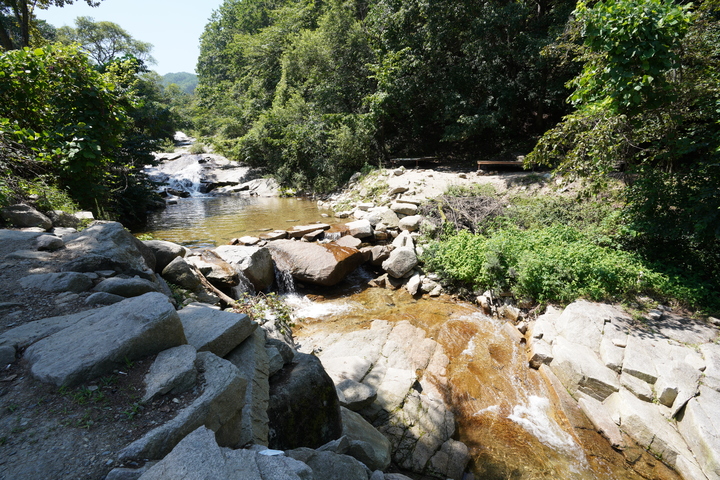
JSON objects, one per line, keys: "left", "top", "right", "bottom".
{"left": 421, "top": 186, "right": 720, "bottom": 314}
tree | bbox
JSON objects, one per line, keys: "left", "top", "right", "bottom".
{"left": 0, "top": 0, "right": 101, "bottom": 50}
{"left": 528, "top": 0, "right": 720, "bottom": 282}
{"left": 56, "top": 16, "right": 154, "bottom": 66}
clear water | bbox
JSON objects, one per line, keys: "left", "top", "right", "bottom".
{"left": 140, "top": 196, "right": 330, "bottom": 248}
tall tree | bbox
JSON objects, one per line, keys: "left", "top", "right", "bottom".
{"left": 56, "top": 16, "right": 154, "bottom": 66}
{"left": 0, "top": 0, "right": 101, "bottom": 50}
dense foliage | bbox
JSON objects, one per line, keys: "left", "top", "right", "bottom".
{"left": 195, "top": 0, "right": 578, "bottom": 191}
{"left": 529, "top": 0, "right": 720, "bottom": 296}
{"left": 0, "top": 44, "right": 174, "bottom": 226}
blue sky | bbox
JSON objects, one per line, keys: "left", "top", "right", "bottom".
{"left": 36, "top": 0, "right": 225, "bottom": 75}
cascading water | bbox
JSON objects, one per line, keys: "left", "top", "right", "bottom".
{"left": 145, "top": 154, "right": 207, "bottom": 197}
{"left": 274, "top": 266, "right": 296, "bottom": 294}
{"left": 290, "top": 288, "right": 653, "bottom": 480}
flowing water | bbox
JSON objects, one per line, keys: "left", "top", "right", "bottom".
{"left": 143, "top": 196, "right": 678, "bottom": 480}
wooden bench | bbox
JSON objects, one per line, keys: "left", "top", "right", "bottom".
{"left": 477, "top": 160, "right": 524, "bottom": 171}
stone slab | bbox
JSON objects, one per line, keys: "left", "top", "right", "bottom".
{"left": 178, "top": 302, "right": 257, "bottom": 358}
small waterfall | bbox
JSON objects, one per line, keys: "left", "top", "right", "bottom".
{"left": 146, "top": 154, "right": 207, "bottom": 197}
{"left": 231, "top": 270, "right": 255, "bottom": 298}
{"left": 274, "top": 266, "right": 296, "bottom": 294}
{"left": 324, "top": 231, "right": 342, "bottom": 242}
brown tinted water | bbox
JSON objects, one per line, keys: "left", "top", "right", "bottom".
{"left": 140, "top": 196, "right": 329, "bottom": 248}
{"left": 143, "top": 197, "right": 680, "bottom": 480}
{"left": 291, "top": 288, "right": 679, "bottom": 480}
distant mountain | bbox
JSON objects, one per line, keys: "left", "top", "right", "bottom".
{"left": 161, "top": 72, "right": 198, "bottom": 94}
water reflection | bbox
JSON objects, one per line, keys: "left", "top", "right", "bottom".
{"left": 140, "top": 196, "right": 329, "bottom": 248}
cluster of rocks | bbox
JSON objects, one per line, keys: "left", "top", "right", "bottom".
{"left": 0, "top": 218, "right": 467, "bottom": 479}
{"left": 1, "top": 203, "right": 94, "bottom": 235}
{"left": 525, "top": 300, "right": 720, "bottom": 480}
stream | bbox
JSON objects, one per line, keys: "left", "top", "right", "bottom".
{"left": 143, "top": 195, "right": 661, "bottom": 480}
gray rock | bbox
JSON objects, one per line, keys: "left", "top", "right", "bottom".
{"left": 142, "top": 345, "right": 198, "bottom": 403}
{"left": 701, "top": 343, "right": 720, "bottom": 391}
{"left": 654, "top": 313, "right": 719, "bottom": 345}
{"left": 20, "top": 272, "right": 93, "bottom": 294}
{"left": 391, "top": 230, "right": 414, "bottom": 249}
{"left": 143, "top": 240, "right": 187, "bottom": 272}
{"left": 550, "top": 336, "right": 620, "bottom": 401}
{"left": 554, "top": 301, "right": 628, "bottom": 353}
{"left": 266, "top": 346, "right": 285, "bottom": 376}
{"left": 225, "top": 328, "right": 271, "bottom": 446}
{"left": 1, "top": 204, "right": 52, "bottom": 230}
{"left": 94, "top": 277, "right": 160, "bottom": 298}
{"left": 61, "top": 254, "right": 124, "bottom": 274}
{"left": 337, "top": 378, "right": 377, "bottom": 411}
{"left": 161, "top": 257, "right": 203, "bottom": 290}
{"left": 0, "top": 344, "right": 16, "bottom": 365}
{"left": 622, "top": 332, "right": 659, "bottom": 384}
{"left": 64, "top": 222, "right": 155, "bottom": 277}
{"left": 36, "top": 234, "right": 64, "bottom": 251}
{"left": 24, "top": 293, "right": 186, "bottom": 387}
{"left": 106, "top": 464, "right": 156, "bottom": 480}
{"left": 186, "top": 251, "right": 239, "bottom": 288}
{"left": 427, "top": 439, "right": 470, "bottom": 480}
{"left": 378, "top": 209, "right": 400, "bottom": 228}
{"left": 382, "top": 247, "right": 418, "bottom": 278}
{"left": 120, "top": 352, "right": 247, "bottom": 461}
{"left": 178, "top": 302, "right": 257, "bottom": 358}
{"left": 577, "top": 395, "right": 624, "bottom": 449}
{"left": 268, "top": 352, "right": 342, "bottom": 450}
{"left": 0, "top": 310, "right": 97, "bottom": 351}
{"left": 620, "top": 373, "right": 653, "bottom": 402}
{"left": 336, "top": 235, "right": 362, "bottom": 249}
{"left": 137, "top": 426, "right": 313, "bottom": 480}
{"left": 604, "top": 389, "right": 707, "bottom": 480}
{"left": 85, "top": 292, "right": 125, "bottom": 306}
{"left": 47, "top": 210, "right": 81, "bottom": 229}
{"left": 267, "top": 240, "right": 365, "bottom": 287}
{"left": 405, "top": 273, "right": 421, "bottom": 296}
{"left": 341, "top": 407, "right": 391, "bottom": 471}
{"left": 390, "top": 202, "right": 417, "bottom": 216}
{"left": 527, "top": 337, "right": 553, "bottom": 369}
{"left": 363, "top": 245, "right": 393, "bottom": 266}
{"left": 398, "top": 215, "right": 422, "bottom": 232}
{"left": 678, "top": 386, "right": 720, "bottom": 480}
{"left": 266, "top": 337, "right": 295, "bottom": 365}
{"left": 346, "top": 219, "right": 374, "bottom": 239}
{"left": 288, "top": 224, "right": 331, "bottom": 238}
{"left": 286, "top": 448, "right": 369, "bottom": 480}
{"left": 214, "top": 245, "right": 275, "bottom": 291}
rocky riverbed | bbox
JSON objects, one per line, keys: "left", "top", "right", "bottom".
{"left": 1, "top": 160, "right": 719, "bottom": 480}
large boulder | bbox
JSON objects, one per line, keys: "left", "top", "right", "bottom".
{"left": 340, "top": 407, "right": 392, "bottom": 471}
{"left": 120, "top": 352, "right": 247, "bottom": 461}
{"left": 285, "top": 448, "right": 370, "bottom": 480}
{"left": 266, "top": 240, "right": 365, "bottom": 287}
{"left": 161, "top": 257, "right": 203, "bottom": 291}
{"left": 1, "top": 204, "right": 52, "bottom": 230}
{"left": 24, "top": 293, "right": 186, "bottom": 387}
{"left": 214, "top": 245, "right": 275, "bottom": 291}
{"left": 143, "top": 240, "right": 187, "bottom": 272}
{"left": 137, "top": 426, "right": 313, "bottom": 480}
{"left": 63, "top": 222, "right": 156, "bottom": 278}
{"left": 677, "top": 386, "right": 720, "bottom": 480}
{"left": 177, "top": 302, "right": 257, "bottom": 358}
{"left": 225, "top": 329, "right": 271, "bottom": 446}
{"left": 381, "top": 247, "right": 418, "bottom": 278}
{"left": 268, "top": 352, "right": 343, "bottom": 450}
{"left": 93, "top": 277, "right": 160, "bottom": 298}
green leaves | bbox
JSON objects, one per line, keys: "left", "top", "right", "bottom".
{"left": 571, "top": 0, "right": 692, "bottom": 114}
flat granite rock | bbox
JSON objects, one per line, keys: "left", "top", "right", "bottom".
{"left": 121, "top": 352, "right": 247, "bottom": 462}
{"left": 24, "top": 293, "right": 186, "bottom": 387}
{"left": 19, "top": 272, "right": 93, "bottom": 294}
{"left": 177, "top": 302, "right": 257, "bottom": 358}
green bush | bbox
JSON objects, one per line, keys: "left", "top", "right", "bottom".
{"left": 423, "top": 224, "right": 717, "bottom": 311}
